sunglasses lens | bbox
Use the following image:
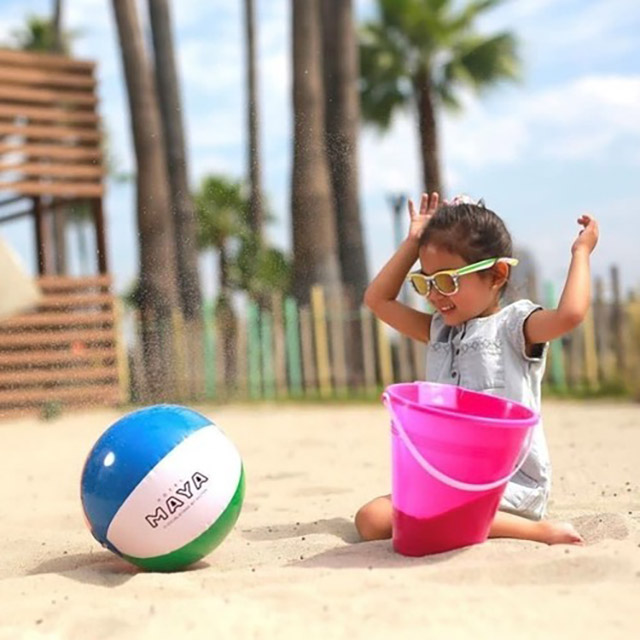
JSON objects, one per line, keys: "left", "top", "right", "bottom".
{"left": 434, "top": 273, "right": 456, "bottom": 294}
{"left": 409, "top": 275, "right": 430, "bottom": 296}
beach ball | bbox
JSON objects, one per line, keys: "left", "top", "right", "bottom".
{"left": 80, "top": 405, "right": 245, "bottom": 571}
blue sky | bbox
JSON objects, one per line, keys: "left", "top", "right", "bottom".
{"left": 0, "top": 0, "right": 639, "bottom": 302}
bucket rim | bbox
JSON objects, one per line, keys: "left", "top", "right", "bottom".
{"left": 385, "top": 381, "right": 539, "bottom": 428}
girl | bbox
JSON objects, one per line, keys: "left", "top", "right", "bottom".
{"left": 356, "top": 192, "right": 599, "bottom": 546}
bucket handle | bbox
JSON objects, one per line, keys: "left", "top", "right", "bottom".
{"left": 382, "top": 392, "right": 535, "bottom": 493}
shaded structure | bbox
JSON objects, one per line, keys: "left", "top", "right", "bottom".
{"left": 0, "top": 49, "right": 125, "bottom": 418}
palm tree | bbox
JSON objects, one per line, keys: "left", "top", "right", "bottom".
{"left": 111, "top": 0, "right": 180, "bottom": 400}
{"left": 148, "top": 0, "right": 203, "bottom": 322}
{"left": 360, "top": 0, "right": 520, "bottom": 195}
{"left": 291, "top": 0, "right": 342, "bottom": 303}
{"left": 195, "top": 175, "right": 291, "bottom": 390}
{"left": 243, "top": 0, "right": 265, "bottom": 250}
{"left": 194, "top": 176, "right": 248, "bottom": 390}
{"left": 321, "top": 0, "right": 368, "bottom": 304}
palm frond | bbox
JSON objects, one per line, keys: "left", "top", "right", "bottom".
{"left": 450, "top": 32, "right": 520, "bottom": 89}
{"left": 359, "top": 22, "right": 412, "bottom": 129}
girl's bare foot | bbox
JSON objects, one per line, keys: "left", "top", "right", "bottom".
{"left": 538, "top": 520, "right": 585, "bottom": 545}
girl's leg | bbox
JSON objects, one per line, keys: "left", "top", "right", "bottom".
{"left": 489, "top": 511, "right": 584, "bottom": 545}
{"left": 355, "top": 495, "right": 584, "bottom": 545}
{"left": 355, "top": 494, "right": 392, "bottom": 541}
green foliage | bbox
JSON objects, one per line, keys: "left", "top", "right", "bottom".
{"left": 236, "top": 236, "right": 291, "bottom": 299}
{"left": 194, "top": 176, "right": 248, "bottom": 252}
{"left": 194, "top": 174, "right": 291, "bottom": 299}
{"left": 9, "top": 14, "right": 75, "bottom": 54}
{"left": 359, "top": 0, "right": 520, "bottom": 128}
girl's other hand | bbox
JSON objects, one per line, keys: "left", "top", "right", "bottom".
{"left": 572, "top": 214, "right": 599, "bottom": 255}
{"left": 407, "top": 192, "right": 439, "bottom": 242}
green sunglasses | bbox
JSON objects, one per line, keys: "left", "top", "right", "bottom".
{"left": 406, "top": 257, "right": 519, "bottom": 297}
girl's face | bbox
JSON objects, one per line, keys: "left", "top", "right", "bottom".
{"left": 418, "top": 244, "right": 503, "bottom": 326}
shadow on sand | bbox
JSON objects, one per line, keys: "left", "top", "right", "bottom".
{"left": 28, "top": 550, "right": 208, "bottom": 585}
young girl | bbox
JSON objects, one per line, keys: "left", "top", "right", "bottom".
{"left": 356, "top": 192, "right": 599, "bottom": 546}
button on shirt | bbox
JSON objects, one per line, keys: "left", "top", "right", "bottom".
{"left": 425, "top": 299, "right": 552, "bottom": 520}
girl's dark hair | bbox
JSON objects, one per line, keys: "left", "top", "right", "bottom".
{"left": 419, "top": 200, "right": 515, "bottom": 294}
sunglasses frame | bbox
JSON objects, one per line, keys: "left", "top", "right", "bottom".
{"left": 406, "top": 257, "right": 519, "bottom": 297}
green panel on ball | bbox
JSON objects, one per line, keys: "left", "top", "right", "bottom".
{"left": 123, "top": 466, "right": 245, "bottom": 572}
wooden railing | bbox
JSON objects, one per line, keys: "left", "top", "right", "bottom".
{"left": 0, "top": 275, "right": 125, "bottom": 418}
{"left": 0, "top": 48, "right": 104, "bottom": 200}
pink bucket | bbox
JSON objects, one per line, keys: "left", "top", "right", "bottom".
{"left": 383, "top": 382, "right": 538, "bottom": 556}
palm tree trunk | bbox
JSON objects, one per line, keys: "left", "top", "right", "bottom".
{"left": 321, "top": 0, "right": 368, "bottom": 303}
{"left": 51, "top": 0, "right": 67, "bottom": 273}
{"left": 321, "top": 0, "right": 368, "bottom": 386}
{"left": 414, "top": 69, "right": 443, "bottom": 196}
{"left": 244, "top": 0, "right": 264, "bottom": 243}
{"left": 291, "top": 0, "right": 342, "bottom": 304}
{"left": 52, "top": 0, "right": 63, "bottom": 52}
{"left": 216, "top": 245, "right": 237, "bottom": 393}
{"left": 111, "top": 0, "right": 180, "bottom": 400}
{"left": 148, "top": 0, "right": 203, "bottom": 321}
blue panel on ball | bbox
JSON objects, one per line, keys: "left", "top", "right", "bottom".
{"left": 81, "top": 404, "right": 212, "bottom": 544}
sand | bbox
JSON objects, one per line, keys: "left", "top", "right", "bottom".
{"left": 0, "top": 400, "right": 639, "bottom": 639}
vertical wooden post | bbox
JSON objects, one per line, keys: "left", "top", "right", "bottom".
{"left": 113, "top": 299, "right": 131, "bottom": 404}
{"left": 360, "top": 307, "right": 376, "bottom": 393}
{"left": 328, "top": 288, "right": 348, "bottom": 396}
{"left": 33, "top": 196, "right": 47, "bottom": 275}
{"left": 611, "top": 265, "right": 625, "bottom": 376}
{"left": 131, "top": 309, "right": 149, "bottom": 402}
{"left": 397, "top": 334, "right": 412, "bottom": 382}
{"left": 171, "top": 308, "right": 187, "bottom": 400}
{"left": 299, "top": 305, "right": 316, "bottom": 395}
{"left": 92, "top": 197, "right": 108, "bottom": 274}
{"left": 569, "top": 325, "right": 584, "bottom": 390}
{"left": 202, "top": 301, "right": 216, "bottom": 399}
{"left": 271, "top": 292, "right": 288, "bottom": 397}
{"left": 376, "top": 319, "right": 394, "bottom": 389}
{"left": 235, "top": 317, "right": 248, "bottom": 399}
{"left": 261, "top": 308, "right": 276, "bottom": 399}
{"left": 311, "top": 285, "right": 332, "bottom": 398}
{"left": 544, "top": 281, "right": 566, "bottom": 390}
{"left": 626, "top": 297, "right": 640, "bottom": 399}
{"left": 247, "top": 300, "right": 262, "bottom": 399}
{"left": 582, "top": 306, "right": 599, "bottom": 391}
{"left": 593, "top": 277, "right": 610, "bottom": 384}
{"left": 285, "top": 297, "right": 303, "bottom": 397}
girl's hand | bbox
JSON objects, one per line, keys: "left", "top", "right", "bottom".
{"left": 407, "top": 192, "right": 439, "bottom": 242}
{"left": 572, "top": 214, "right": 599, "bottom": 255}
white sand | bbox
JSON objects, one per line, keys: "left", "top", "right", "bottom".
{"left": 0, "top": 400, "right": 639, "bottom": 639}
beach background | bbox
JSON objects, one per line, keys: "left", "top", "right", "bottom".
{"left": 1, "top": 399, "right": 639, "bottom": 639}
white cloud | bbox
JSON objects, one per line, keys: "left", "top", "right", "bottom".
{"left": 439, "top": 74, "right": 640, "bottom": 169}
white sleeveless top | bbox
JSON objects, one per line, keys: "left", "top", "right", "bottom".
{"left": 426, "top": 299, "right": 551, "bottom": 520}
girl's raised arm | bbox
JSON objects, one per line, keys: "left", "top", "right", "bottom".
{"left": 363, "top": 193, "right": 439, "bottom": 343}
{"left": 524, "top": 215, "right": 599, "bottom": 345}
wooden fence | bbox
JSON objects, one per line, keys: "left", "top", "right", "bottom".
{"left": 1, "top": 271, "right": 636, "bottom": 419}
{"left": 126, "top": 271, "right": 640, "bottom": 404}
